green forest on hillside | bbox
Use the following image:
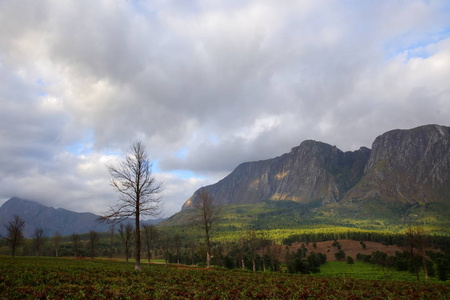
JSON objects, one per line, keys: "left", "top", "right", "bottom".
{"left": 163, "top": 199, "right": 450, "bottom": 238}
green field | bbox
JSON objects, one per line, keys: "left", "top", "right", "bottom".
{"left": 1, "top": 256, "right": 449, "bottom": 299}
{"left": 317, "top": 261, "right": 439, "bottom": 282}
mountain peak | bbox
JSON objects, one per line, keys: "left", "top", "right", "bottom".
{"left": 3, "top": 196, "right": 36, "bottom": 206}
{"left": 0, "top": 197, "right": 109, "bottom": 237}
{"left": 344, "top": 124, "right": 450, "bottom": 205}
{"left": 1, "top": 197, "right": 47, "bottom": 215}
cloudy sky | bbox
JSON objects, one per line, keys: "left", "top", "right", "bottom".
{"left": 0, "top": 0, "right": 449, "bottom": 217}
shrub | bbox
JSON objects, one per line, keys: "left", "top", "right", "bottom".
{"left": 346, "top": 256, "right": 354, "bottom": 264}
{"left": 334, "top": 250, "right": 345, "bottom": 261}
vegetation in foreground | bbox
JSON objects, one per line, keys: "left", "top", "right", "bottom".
{"left": 1, "top": 256, "right": 450, "bottom": 299}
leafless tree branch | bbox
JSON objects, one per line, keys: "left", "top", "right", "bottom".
{"left": 191, "top": 190, "right": 221, "bottom": 268}
{"left": 98, "top": 141, "right": 163, "bottom": 271}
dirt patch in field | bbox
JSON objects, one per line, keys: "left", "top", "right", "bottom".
{"left": 267, "top": 240, "right": 404, "bottom": 262}
{"left": 168, "top": 264, "right": 212, "bottom": 271}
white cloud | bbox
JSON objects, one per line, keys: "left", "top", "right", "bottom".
{"left": 0, "top": 0, "right": 449, "bottom": 216}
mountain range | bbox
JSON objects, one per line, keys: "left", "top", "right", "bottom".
{"left": 177, "top": 124, "right": 450, "bottom": 231}
{"left": 0, "top": 197, "right": 164, "bottom": 238}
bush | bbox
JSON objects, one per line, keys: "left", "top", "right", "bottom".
{"left": 346, "top": 256, "right": 354, "bottom": 264}
{"left": 334, "top": 250, "right": 345, "bottom": 261}
{"left": 286, "top": 250, "right": 326, "bottom": 274}
{"left": 437, "top": 258, "right": 449, "bottom": 281}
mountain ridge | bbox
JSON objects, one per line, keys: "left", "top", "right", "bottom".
{"left": 0, "top": 197, "right": 110, "bottom": 238}
{"left": 183, "top": 124, "right": 450, "bottom": 212}
{"left": 0, "top": 197, "right": 164, "bottom": 238}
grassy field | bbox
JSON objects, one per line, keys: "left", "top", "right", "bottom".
{"left": 318, "top": 261, "right": 438, "bottom": 282}
{"left": 1, "top": 256, "right": 449, "bottom": 299}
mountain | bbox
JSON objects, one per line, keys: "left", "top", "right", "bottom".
{"left": 183, "top": 141, "right": 371, "bottom": 209}
{"left": 0, "top": 197, "right": 165, "bottom": 238}
{"left": 0, "top": 197, "right": 110, "bottom": 238}
{"left": 343, "top": 125, "right": 450, "bottom": 205}
{"left": 179, "top": 125, "right": 450, "bottom": 230}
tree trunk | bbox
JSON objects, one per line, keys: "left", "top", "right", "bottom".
{"left": 206, "top": 252, "right": 211, "bottom": 268}
{"left": 411, "top": 249, "right": 420, "bottom": 282}
{"left": 422, "top": 254, "right": 429, "bottom": 281}
{"left": 135, "top": 203, "right": 141, "bottom": 271}
{"left": 206, "top": 228, "right": 211, "bottom": 268}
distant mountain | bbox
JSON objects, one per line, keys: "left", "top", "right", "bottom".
{"left": 0, "top": 197, "right": 165, "bottom": 238}
{"left": 177, "top": 125, "right": 450, "bottom": 230}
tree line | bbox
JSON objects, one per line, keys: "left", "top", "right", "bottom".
{"left": 3, "top": 213, "right": 450, "bottom": 281}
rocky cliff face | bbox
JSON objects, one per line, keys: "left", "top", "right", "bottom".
{"left": 183, "top": 124, "right": 450, "bottom": 210}
{"left": 183, "top": 140, "right": 371, "bottom": 209}
{"left": 343, "top": 124, "right": 450, "bottom": 205}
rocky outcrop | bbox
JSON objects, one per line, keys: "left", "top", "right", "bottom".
{"left": 343, "top": 124, "right": 450, "bottom": 205}
{"left": 183, "top": 124, "right": 450, "bottom": 210}
{"left": 183, "top": 141, "right": 370, "bottom": 209}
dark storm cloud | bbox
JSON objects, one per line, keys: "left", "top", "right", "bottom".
{"left": 0, "top": 0, "right": 449, "bottom": 215}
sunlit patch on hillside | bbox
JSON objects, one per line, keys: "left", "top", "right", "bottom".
{"left": 249, "top": 178, "right": 260, "bottom": 189}
{"left": 275, "top": 171, "right": 289, "bottom": 180}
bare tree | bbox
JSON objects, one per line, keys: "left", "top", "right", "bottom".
{"left": 53, "top": 231, "right": 62, "bottom": 258}
{"left": 142, "top": 224, "right": 158, "bottom": 264}
{"left": 32, "top": 227, "right": 44, "bottom": 256}
{"left": 405, "top": 226, "right": 428, "bottom": 281}
{"left": 4, "top": 215, "right": 26, "bottom": 258}
{"left": 118, "top": 223, "right": 135, "bottom": 263}
{"left": 88, "top": 230, "right": 99, "bottom": 259}
{"left": 192, "top": 190, "right": 221, "bottom": 268}
{"left": 99, "top": 141, "right": 163, "bottom": 271}
{"left": 71, "top": 233, "right": 81, "bottom": 257}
